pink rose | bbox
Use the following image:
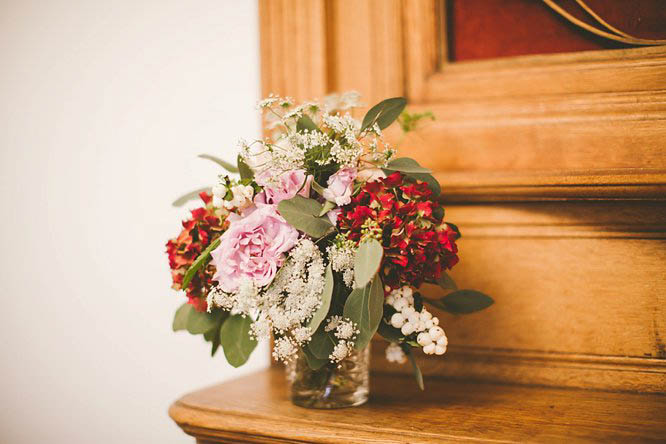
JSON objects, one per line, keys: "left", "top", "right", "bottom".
{"left": 210, "top": 204, "right": 299, "bottom": 292}
{"left": 254, "top": 169, "right": 312, "bottom": 205}
{"left": 323, "top": 168, "right": 356, "bottom": 206}
{"left": 326, "top": 208, "right": 342, "bottom": 226}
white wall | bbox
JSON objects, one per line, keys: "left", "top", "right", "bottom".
{"left": 0, "top": 1, "right": 268, "bottom": 442}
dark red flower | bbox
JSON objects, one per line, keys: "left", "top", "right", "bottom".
{"left": 337, "top": 172, "right": 460, "bottom": 291}
{"left": 165, "top": 193, "right": 229, "bottom": 311}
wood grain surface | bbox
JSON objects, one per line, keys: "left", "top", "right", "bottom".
{"left": 170, "top": 367, "right": 666, "bottom": 443}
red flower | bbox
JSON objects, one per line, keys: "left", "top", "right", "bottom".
{"left": 338, "top": 172, "right": 460, "bottom": 291}
{"left": 165, "top": 193, "right": 229, "bottom": 311}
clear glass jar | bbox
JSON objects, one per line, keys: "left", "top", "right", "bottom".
{"left": 286, "top": 345, "right": 370, "bottom": 408}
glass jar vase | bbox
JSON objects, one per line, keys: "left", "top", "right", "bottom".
{"left": 286, "top": 345, "right": 370, "bottom": 408}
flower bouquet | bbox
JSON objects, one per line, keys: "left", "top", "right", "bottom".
{"left": 166, "top": 92, "right": 493, "bottom": 408}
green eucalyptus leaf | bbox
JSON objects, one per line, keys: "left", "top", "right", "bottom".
{"left": 172, "top": 303, "right": 193, "bottom": 331}
{"left": 343, "top": 275, "right": 384, "bottom": 350}
{"left": 403, "top": 345, "right": 424, "bottom": 390}
{"left": 307, "top": 264, "right": 334, "bottom": 332}
{"left": 308, "top": 327, "right": 336, "bottom": 359}
{"left": 318, "top": 200, "right": 337, "bottom": 217}
{"left": 436, "top": 272, "right": 458, "bottom": 290}
{"left": 437, "top": 290, "right": 494, "bottom": 314}
{"left": 171, "top": 187, "right": 211, "bottom": 207}
{"left": 311, "top": 180, "right": 327, "bottom": 197}
{"left": 220, "top": 314, "right": 257, "bottom": 367}
{"left": 361, "top": 97, "right": 407, "bottom": 132}
{"left": 197, "top": 154, "right": 239, "bottom": 173}
{"left": 384, "top": 157, "right": 432, "bottom": 174}
{"left": 354, "top": 238, "right": 383, "bottom": 289}
{"left": 237, "top": 154, "right": 254, "bottom": 181}
{"left": 277, "top": 195, "right": 334, "bottom": 238}
{"left": 182, "top": 237, "right": 221, "bottom": 290}
{"left": 186, "top": 308, "right": 219, "bottom": 335}
{"left": 297, "top": 115, "right": 319, "bottom": 133}
{"left": 303, "top": 346, "right": 328, "bottom": 370}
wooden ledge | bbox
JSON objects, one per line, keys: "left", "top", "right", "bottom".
{"left": 169, "top": 367, "right": 666, "bottom": 443}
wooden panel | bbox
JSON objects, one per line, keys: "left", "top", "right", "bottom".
{"left": 170, "top": 368, "right": 666, "bottom": 443}
{"left": 259, "top": 0, "right": 327, "bottom": 101}
{"left": 257, "top": 1, "right": 666, "bottom": 394}
{"left": 326, "top": 0, "right": 404, "bottom": 104}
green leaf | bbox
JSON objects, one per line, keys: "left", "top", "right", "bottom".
{"left": 384, "top": 157, "right": 432, "bottom": 174}
{"left": 360, "top": 97, "right": 407, "bottom": 132}
{"left": 307, "top": 264, "right": 334, "bottom": 332}
{"left": 403, "top": 345, "right": 424, "bottom": 390}
{"left": 308, "top": 327, "right": 336, "bottom": 359}
{"left": 197, "top": 154, "right": 240, "bottom": 173}
{"left": 318, "top": 200, "right": 337, "bottom": 217}
{"left": 303, "top": 346, "right": 328, "bottom": 370}
{"left": 343, "top": 275, "right": 384, "bottom": 350}
{"left": 354, "top": 238, "right": 383, "bottom": 289}
{"left": 237, "top": 154, "right": 254, "bottom": 181}
{"left": 377, "top": 320, "right": 402, "bottom": 342}
{"left": 186, "top": 308, "right": 219, "bottom": 335}
{"left": 310, "top": 180, "right": 327, "bottom": 197}
{"left": 220, "top": 314, "right": 258, "bottom": 367}
{"left": 182, "top": 237, "right": 221, "bottom": 290}
{"left": 206, "top": 311, "right": 229, "bottom": 357}
{"left": 277, "top": 195, "right": 334, "bottom": 238}
{"left": 172, "top": 303, "right": 193, "bottom": 331}
{"left": 436, "top": 290, "right": 494, "bottom": 314}
{"left": 436, "top": 272, "right": 458, "bottom": 290}
{"left": 297, "top": 115, "right": 319, "bottom": 133}
{"left": 171, "top": 187, "right": 211, "bottom": 207}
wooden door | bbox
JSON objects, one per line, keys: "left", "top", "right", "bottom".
{"left": 259, "top": 0, "right": 666, "bottom": 393}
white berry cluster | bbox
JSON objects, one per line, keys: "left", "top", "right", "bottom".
{"left": 384, "top": 342, "right": 406, "bottom": 364}
{"left": 386, "top": 286, "right": 448, "bottom": 356}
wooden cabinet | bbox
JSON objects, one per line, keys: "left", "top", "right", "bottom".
{"left": 258, "top": 0, "right": 666, "bottom": 393}
{"left": 171, "top": 2, "right": 666, "bottom": 441}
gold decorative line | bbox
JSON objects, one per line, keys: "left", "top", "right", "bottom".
{"left": 542, "top": 0, "right": 666, "bottom": 46}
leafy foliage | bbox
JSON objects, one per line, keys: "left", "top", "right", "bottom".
{"left": 171, "top": 187, "right": 212, "bottom": 207}
{"left": 343, "top": 276, "right": 384, "bottom": 350}
{"left": 427, "top": 290, "right": 494, "bottom": 314}
{"left": 182, "top": 237, "right": 221, "bottom": 290}
{"left": 172, "top": 303, "right": 192, "bottom": 331}
{"left": 436, "top": 272, "right": 458, "bottom": 290}
{"left": 360, "top": 97, "right": 407, "bottom": 133}
{"left": 353, "top": 238, "right": 383, "bottom": 289}
{"left": 220, "top": 314, "right": 257, "bottom": 367}
{"left": 307, "top": 264, "right": 334, "bottom": 332}
{"left": 277, "top": 195, "right": 334, "bottom": 238}
{"left": 197, "top": 154, "right": 239, "bottom": 173}
{"left": 402, "top": 344, "right": 424, "bottom": 390}
{"left": 237, "top": 154, "right": 254, "bottom": 181}
{"left": 397, "top": 110, "right": 435, "bottom": 133}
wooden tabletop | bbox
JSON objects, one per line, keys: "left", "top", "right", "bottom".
{"left": 169, "top": 367, "right": 666, "bottom": 443}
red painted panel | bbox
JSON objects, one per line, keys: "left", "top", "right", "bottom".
{"left": 447, "top": 0, "right": 666, "bottom": 62}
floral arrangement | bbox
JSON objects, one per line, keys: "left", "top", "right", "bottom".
{"left": 167, "top": 92, "right": 492, "bottom": 389}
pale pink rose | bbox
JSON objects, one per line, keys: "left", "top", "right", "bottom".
{"left": 357, "top": 168, "right": 386, "bottom": 183}
{"left": 326, "top": 208, "right": 342, "bottom": 226}
{"left": 254, "top": 169, "right": 312, "bottom": 205}
{"left": 323, "top": 168, "right": 357, "bottom": 206}
{"left": 211, "top": 204, "right": 299, "bottom": 292}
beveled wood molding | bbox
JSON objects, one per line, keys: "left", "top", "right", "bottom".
{"left": 372, "top": 344, "right": 666, "bottom": 394}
